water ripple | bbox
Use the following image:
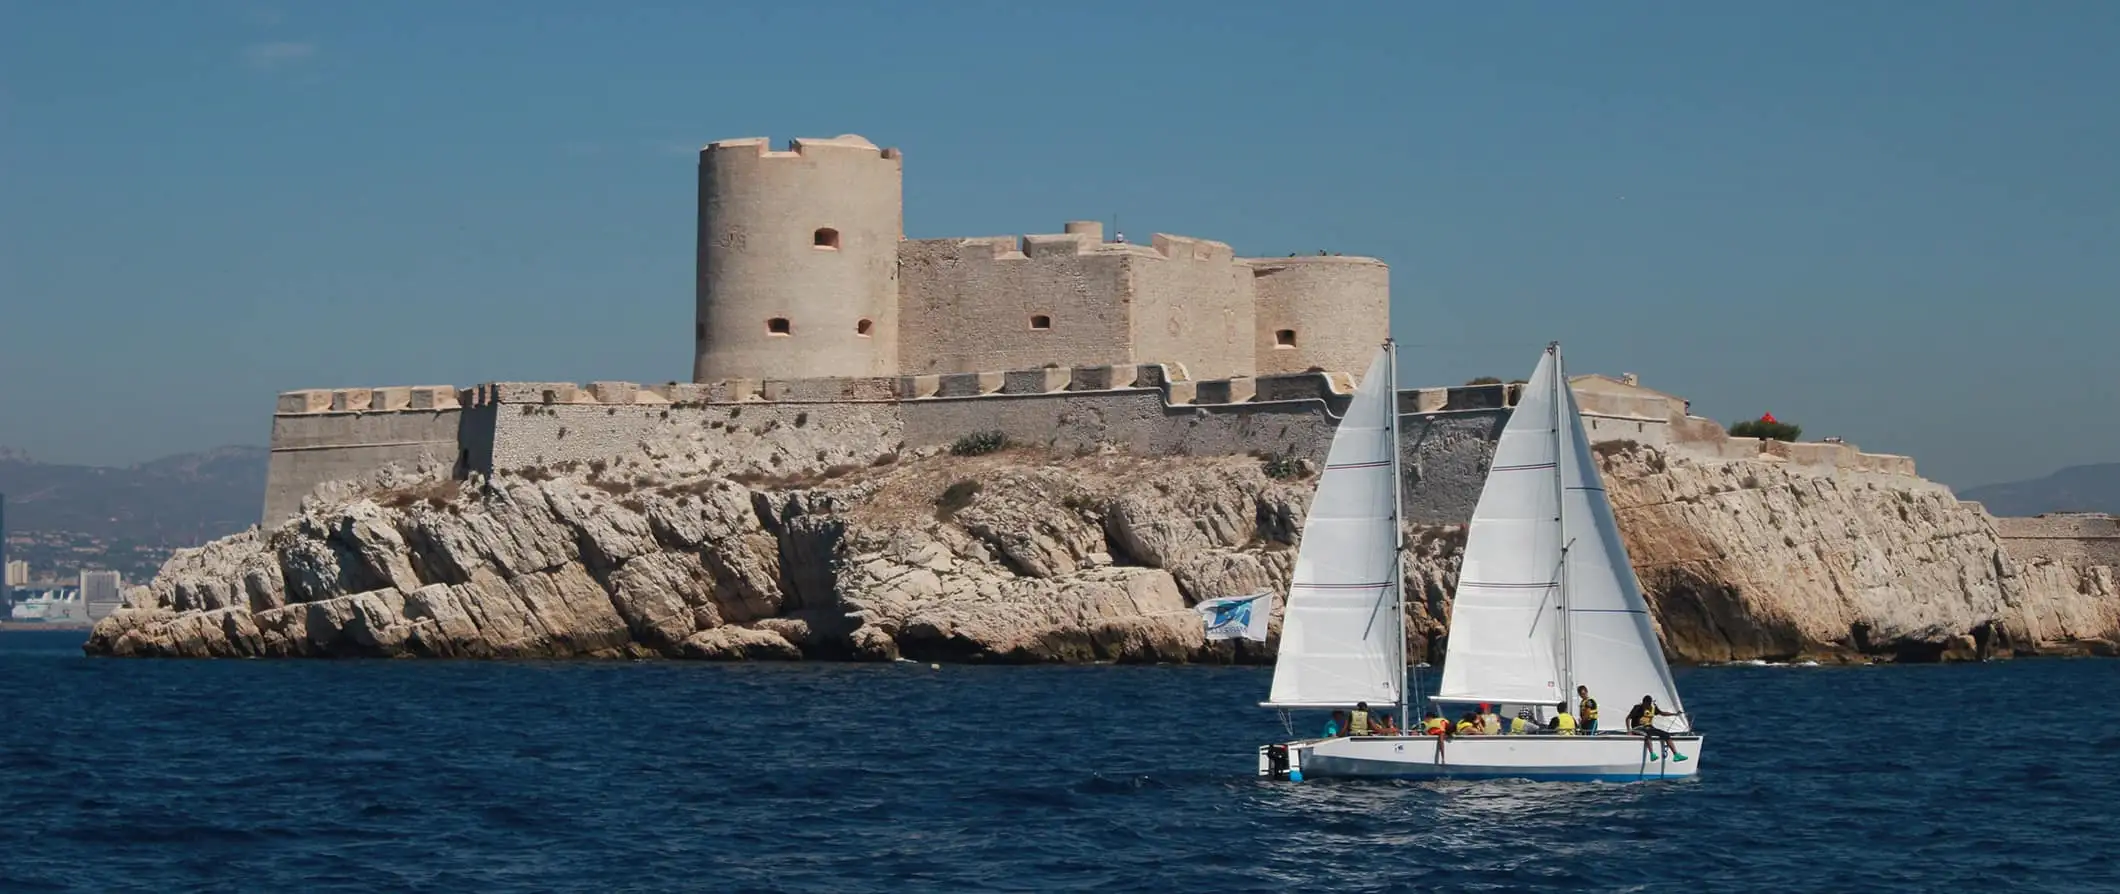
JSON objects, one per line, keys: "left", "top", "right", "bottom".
{"left": 2, "top": 632, "right": 2117, "bottom": 892}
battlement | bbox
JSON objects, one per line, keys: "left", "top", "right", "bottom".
{"left": 702, "top": 134, "right": 901, "bottom": 160}
{"left": 274, "top": 386, "right": 462, "bottom": 415}
{"left": 916, "top": 226, "right": 1248, "bottom": 263}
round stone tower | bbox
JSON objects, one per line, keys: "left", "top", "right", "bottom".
{"left": 693, "top": 134, "right": 903, "bottom": 383}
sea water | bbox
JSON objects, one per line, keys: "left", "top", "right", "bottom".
{"left": 1, "top": 629, "right": 2115, "bottom": 892}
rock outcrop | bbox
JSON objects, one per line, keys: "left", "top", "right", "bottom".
{"left": 87, "top": 443, "right": 2120, "bottom": 664}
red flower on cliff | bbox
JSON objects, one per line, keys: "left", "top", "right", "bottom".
{"left": 1760, "top": 412, "right": 1778, "bottom": 424}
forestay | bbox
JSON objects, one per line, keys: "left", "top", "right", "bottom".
{"left": 1265, "top": 348, "right": 1403, "bottom": 708}
{"left": 1555, "top": 379, "right": 1688, "bottom": 730}
{"left": 1433, "top": 350, "right": 1567, "bottom": 705}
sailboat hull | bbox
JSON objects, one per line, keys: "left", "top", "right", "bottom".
{"left": 1260, "top": 734, "right": 1705, "bottom": 783}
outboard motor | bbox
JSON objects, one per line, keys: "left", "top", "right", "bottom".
{"left": 1263, "top": 744, "right": 1291, "bottom": 779}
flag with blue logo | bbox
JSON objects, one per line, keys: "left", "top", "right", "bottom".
{"left": 1197, "top": 591, "right": 1273, "bottom": 642}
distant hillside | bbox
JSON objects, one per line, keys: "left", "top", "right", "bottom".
{"left": 1958, "top": 464, "right": 2120, "bottom": 518}
{"left": 1, "top": 446, "right": 268, "bottom": 581}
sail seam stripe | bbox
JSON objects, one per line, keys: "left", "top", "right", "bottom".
{"left": 1291, "top": 582, "right": 1392, "bottom": 589}
{"left": 1458, "top": 581, "right": 1556, "bottom": 589}
{"left": 1490, "top": 462, "right": 1558, "bottom": 472}
{"left": 1324, "top": 460, "right": 1391, "bottom": 469}
{"left": 1569, "top": 608, "right": 1648, "bottom": 614}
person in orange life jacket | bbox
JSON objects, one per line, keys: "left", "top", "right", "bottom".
{"left": 1372, "top": 712, "right": 1399, "bottom": 735}
{"left": 1627, "top": 696, "right": 1688, "bottom": 762}
{"left": 1421, "top": 710, "right": 1448, "bottom": 736}
{"left": 1576, "top": 685, "right": 1600, "bottom": 733}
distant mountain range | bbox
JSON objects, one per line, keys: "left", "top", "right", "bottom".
{"left": 1957, "top": 464, "right": 2120, "bottom": 518}
{"left": 1, "top": 446, "right": 268, "bottom": 582}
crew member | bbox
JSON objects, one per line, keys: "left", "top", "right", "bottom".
{"left": 1509, "top": 709, "right": 1532, "bottom": 735}
{"left": 1548, "top": 701, "right": 1577, "bottom": 735}
{"left": 1422, "top": 710, "right": 1448, "bottom": 736}
{"left": 1627, "top": 696, "right": 1688, "bottom": 762}
{"left": 1577, "top": 685, "right": 1600, "bottom": 733}
{"left": 1348, "top": 701, "right": 1372, "bottom": 736}
{"left": 1478, "top": 703, "right": 1502, "bottom": 735}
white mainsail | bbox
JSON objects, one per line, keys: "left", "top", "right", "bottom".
{"left": 1433, "top": 349, "right": 1567, "bottom": 705}
{"left": 1265, "top": 347, "right": 1404, "bottom": 709}
{"left": 1554, "top": 376, "right": 1689, "bottom": 730}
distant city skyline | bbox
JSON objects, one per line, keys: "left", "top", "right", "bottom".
{"left": 4, "top": 2, "right": 2119, "bottom": 488}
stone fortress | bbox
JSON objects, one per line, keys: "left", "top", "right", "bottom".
{"left": 263, "top": 133, "right": 1929, "bottom": 530}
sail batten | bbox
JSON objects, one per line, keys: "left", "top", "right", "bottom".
{"left": 1264, "top": 347, "right": 1404, "bottom": 709}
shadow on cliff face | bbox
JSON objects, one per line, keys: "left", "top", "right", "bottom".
{"left": 1639, "top": 564, "right": 1810, "bottom": 663}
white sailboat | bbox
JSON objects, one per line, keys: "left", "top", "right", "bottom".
{"left": 1257, "top": 340, "right": 1704, "bottom": 782}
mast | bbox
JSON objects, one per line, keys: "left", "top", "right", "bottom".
{"left": 1549, "top": 341, "right": 1574, "bottom": 707}
{"left": 1386, "top": 338, "right": 1410, "bottom": 727}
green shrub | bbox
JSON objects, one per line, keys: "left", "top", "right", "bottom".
{"left": 1261, "top": 452, "right": 1305, "bottom": 480}
{"left": 1463, "top": 376, "right": 1502, "bottom": 386}
{"left": 1728, "top": 417, "right": 1802, "bottom": 442}
{"left": 950, "top": 430, "right": 1009, "bottom": 456}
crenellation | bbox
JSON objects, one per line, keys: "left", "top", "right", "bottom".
{"left": 1192, "top": 377, "right": 1255, "bottom": 405}
{"left": 1003, "top": 367, "right": 1071, "bottom": 395}
{"left": 1066, "top": 364, "right": 1139, "bottom": 391}
{"left": 331, "top": 390, "right": 372, "bottom": 413}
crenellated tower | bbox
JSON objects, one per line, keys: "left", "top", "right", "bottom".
{"left": 693, "top": 135, "right": 904, "bottom": 383}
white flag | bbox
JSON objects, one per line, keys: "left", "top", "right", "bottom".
{"left": 1197, "top": 591, "right": 1272, "bottom": 642}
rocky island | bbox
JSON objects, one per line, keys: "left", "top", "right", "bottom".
{"left": 85, "top": 133, "right": 2120, "bottom": 663}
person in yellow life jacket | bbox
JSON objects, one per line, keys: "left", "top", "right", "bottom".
{"left": 1548, "top": 701, "right": 1578, "bottom": 735}
{"left": 1347, "top": 701, "right": 1372, "bottom": 736}
{"left": 1454, "top": 712, "right": 1482, "bottom": 735}
{"left": 1478, "top": 703, "right": 1502, "bottom": 735}
{"left": 1576, "top": 685, "right": 1600, "bottom": 733}
{"left": 1422, "top": 710, "right": 1448, "bottom": 736}
{"left": 1627, "top": 696, "right": 1688, "bottom": 762}
{"left": 1509, "top": 709, "right": 1532, "bottom": 735}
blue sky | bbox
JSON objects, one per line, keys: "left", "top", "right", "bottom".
{"left": 3, "top": 1, "right": 2116, "bottom": 488}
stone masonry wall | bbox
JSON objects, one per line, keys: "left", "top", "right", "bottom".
{"left": 263, "top": 387, "right": 466, "bottom": 526}
{"left": 896, "top": 234, "right": 1134, "bottom": 376}
{"left": 1124, "top": 235, "right": 1256, "bottom": 382}
{"left": 1992, "top": 514, "right": 2120, "bottom": 566}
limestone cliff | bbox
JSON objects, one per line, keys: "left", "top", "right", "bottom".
{"left": 86, "top": 444, "right": 2120, "bottom": 664}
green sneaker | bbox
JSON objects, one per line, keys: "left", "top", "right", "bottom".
{"left": 1673, "top": 753, "right": 1689, "bottom": 762}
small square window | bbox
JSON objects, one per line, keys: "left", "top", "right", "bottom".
{"left": 767, "top": 317, "right": 791, "bottom": 335}
{"left": 1030, "top": 315, "right": 1052, "bottom": 330}
{"left": 1275, "top": 329, "right": 1296, "bottom": 347}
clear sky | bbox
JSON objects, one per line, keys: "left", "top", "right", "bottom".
{"left": 3, "top": 1, "right": 2116, "bottom": 488}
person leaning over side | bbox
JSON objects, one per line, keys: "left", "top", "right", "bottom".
{"left": 1627, "top": 696, "right": 1689, "bottom": 762}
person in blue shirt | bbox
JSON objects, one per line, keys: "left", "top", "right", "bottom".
{"left": 1322, "top": 710, "right": 1348, "bottom": 738}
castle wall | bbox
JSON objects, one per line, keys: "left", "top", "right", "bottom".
{"left": 263, "top": 387, "right": 467, "bottom": 526}
{"left": 1124, "top": 235, "right": 1256, "bottom": 382}
{"left": 1993, "top": 515, "right": 2120, "bottom": 566}
{"left": 1249, "top": 256, "right": 1391, "bottom": 381}
{"left": 695, "top": 136, "right": 903, "bottom": 382}
{"left": 896, "top": 231, "right": 1133, "bottom": 375}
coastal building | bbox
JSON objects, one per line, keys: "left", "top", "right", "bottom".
{"left": 691, "top": 135, "right": 1391, "bottom": 385}
{"left": 4, "top": 559, "right": 25, "bottom": 587}
{"left": 255, "top": 133, "right": 1920, "bottom": 529}
{"left": 79, "top": 569, "right": 122, "bottom": 621}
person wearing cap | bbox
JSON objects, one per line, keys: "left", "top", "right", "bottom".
{"left": 1478, "top": 703, "right": 1502, "bottom": 735}
{"left": 1508, "top": 708, "right": 1532, "bottom": 735}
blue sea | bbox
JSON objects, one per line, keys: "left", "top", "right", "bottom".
{"left": 1, "top": 629, "right": 2115, "bottom": 893}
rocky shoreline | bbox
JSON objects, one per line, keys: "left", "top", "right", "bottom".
{"left": 85, "top": 443, "right": 2120, "bottom": 665}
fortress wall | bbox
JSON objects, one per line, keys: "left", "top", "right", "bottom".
{"left": 1399, "top": 411, "right": 1510, "bottom": 524}
{"left": 900, "top": 388, "right": 1336, "bottom": 460}
{"left": 1124, "top": 235, "right": 1256, "bottom": 382}
{"left": 1248, "top": 256, "right": 1391, "bottom": 381}
{"left": 896, "top": 235, "right": 1134, "bottom": 375}
{"left": 1993, "top": 515, "right": 2120, "bottom": 566}
{"left": 264, "top": 389, "right": 468, "bottom": 526}
{"left": 486, "top": 397, "right": 904, "bottom": 475}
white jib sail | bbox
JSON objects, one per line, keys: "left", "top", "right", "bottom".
{"left": 1266, "top": 347, "right": 1403, "bottom": 708}
{"left": 1434, "top": 349, "right": 1567, "bottom": 706}
{"left": 1554, "top": 375, "right": 1689, "bottom": 730}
